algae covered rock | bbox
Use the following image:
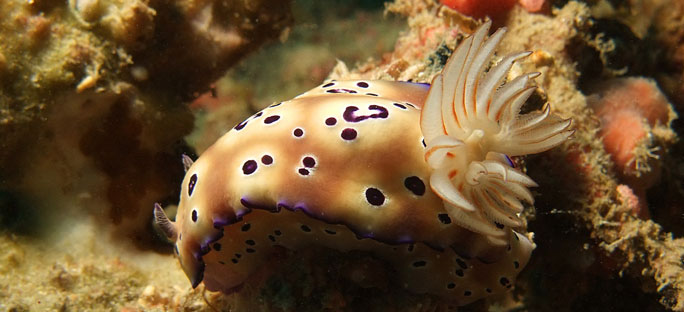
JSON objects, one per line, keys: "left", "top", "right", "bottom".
{"left": 0, "top": 0, "right": 292, "bottom": 246}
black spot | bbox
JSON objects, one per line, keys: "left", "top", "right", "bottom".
{"left": 191, "top": 210, "right": 198, "bottom": 222}
{"left": 341, "top": 128, "right": 357, "bottom": 140}
{"left": 235, "top": 120, "right": 248, "bottom": 130}
{"left": 268, "top": 235, "right": 276, "bottom": 242}
{"left": 235, "top": 253, "right": 242, "bottom": 258}
{"left": 298, "top": 168, "right": 310, "bottom": 176}
{"left": 322, "top": 82, "right": 335, "bottom": 88}
{"left": 412, "top": 260, "right": 427, "bottom": 268}
{"left": 514, "top": 261, "right": 520, "bottom": 269}
{"left": 246, "top": 248, "right": 256, "bottom": 253}
{"left": 464, "top": 290, "right": 472, "bottom": 296}
{"left": 274, "top": 230, "right": 282, "bottom": 236}
{"left": 302, "top": 156, "right": 316, "bottom": 168}
{"left": 325, "top": 117, "right": 337, "bottom": 126}
{"left": 261, "top": 155, "right": 273, "bottom": 165}
{"left": 393, "top": 103, "right": 407, "bottom": 110}
{"left": 264, "top": 115, "right": 280, "bottom": 124}
{"left": 219, "top": 261, "right": 226, "bottom": 265}
{"left": 406, "top": 102, "right": 416, "bottom": 108}
{"left": 456, "top": 258, "right": 468, "bottom": 270}
{"left": 500, "top": 277, "right": 510, "bottom": 286}
{"left": 366, "top": 93, "right": 378, "bottom": 96}
{"left": 486, "top": 288, "right": 492, "bottom": 293}
{"left": 447, "top": 283, "right": 456, "bottom": 289}
{"left": 174, "top": 245, "right": 179, "bottom": 255}
{"left": 324, "top": 229, "right": 337, "bottom": 235}
{"left": 241, "top": 223, "right": 251, "bottom": 232}
{"left": 231, "top": 258, "right": 238, "bottom": 264}
{"left": 242, "top": 160, "right": 257, "bottom": 175}
{"left": 293, "top": 128, "right": 304, "bottom": 137}
{"left": 365, "top": 187, "right": 385, "bottom": 206}
{"left": 356, "top": 81, "right": 369, "bottom": 88}
{"left": 438, "top": 213, "right": 452, "bottom": 224}
{"left": 404, "top": 176, "right": 426, "bottom": 196}
{"left": 254, "top": 111, "right": 263, "bottom": 118}
{"left": 269, "top": 102, "right": 282, "bottom": 108}
{"left": 507, "top": 244, "right": 512, "bottom": 251}
{"left": 245, "top": 239, "right": 256, "bottom": 246}
{"left": 455, "top": 269, "right": 464, "bottom": 277}
{"left": 213, "top": 243, "right": 222, "bottom": 251}
{"left": 188, "top": 174, "right": 197, "bottom": 196}
{"left": 408, "top": 244, "right": 415, "bottom": 252}
{"left": 300, "top": 225, "right": 311, "bottom": 232}
{"left": 421, "top": 139, "right": 426, "bottom": 147}
{"left": 495, "top": 222, "right": 504, "bottom": 229}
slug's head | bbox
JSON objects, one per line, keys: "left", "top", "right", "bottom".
{"left": 155, "top": 154, "right": 233, "bottom": 288}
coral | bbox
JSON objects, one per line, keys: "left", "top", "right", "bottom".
{"left": 589, "top": 78, "right": 676, "bottom": 219}
{"left": 0, "top": 222, "right": 209, "bottom": 311}
{"left": 0, "top": 0, "right": 293, "bottom": 247}
{"left": 439, "top": 0, "right": 546, "bottom": 21}
{"left": 588, "top": 77, "right": 677, "bottom": 219}
{"left": 440, "top": 0, "right": 516, "bottom": 20}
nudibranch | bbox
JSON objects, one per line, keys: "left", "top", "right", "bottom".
{"left": 155, "top": 21, "right": 572, "bottom": 305}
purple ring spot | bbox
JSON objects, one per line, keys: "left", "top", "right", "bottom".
{"left": 341, "top": 128, "right": 357, "bottom": 140}
{"left": 261, "top": 155, "right": 273, "bottom": 165}
{"left": 356, "top": 81, "right": 369, "bottom": 88}
{"left": 325, "top": 117, "right": 337, "bottom": 126}
{"left": 293, "top": 128, "right": 304, "bottom": 137}
{"left": 242, "top": 160, "right": 257, "bottom": 175}
{"left": 327, "top": 88, "right": 357, "bottom": 94}
{"left": 393, "top": 103, "right": 407, "bottom": 110}
{"left": 264, "top": 115, "right": 280, "bottom": 124}
{"left": 343, "top": 105, "right": 388, "bottom": 123}
{"left": 368, "top": 104, "right": 388, "bottom": 118}
{"left": 302, "top": 156, "right": 316, "bottom": 168}
{"left": 365, "top": 187, "right": 385, "bottom": 206}
{"left": 298, "top": 168, "right": 310, "bottom": 176}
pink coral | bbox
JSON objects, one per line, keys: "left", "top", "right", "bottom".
{"left": 589, "top": 77, "right": 675, "bottom": 219}
{"left": 439, "top": 0, "right": 546, "bottom": 19}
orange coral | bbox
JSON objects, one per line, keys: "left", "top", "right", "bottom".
{"left": 589, "top": 77, "right": 675, "bottom": 219}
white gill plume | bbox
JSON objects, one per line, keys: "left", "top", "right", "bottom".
{"left": 420, "top": 21, "right": 573, "bottom": 245}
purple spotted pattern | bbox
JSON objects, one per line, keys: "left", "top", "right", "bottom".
{"left": 264, "top": 115, "right": 280, "bottom": 124}
{"left": 327, "top": 88, "right": 357, "bottom": 94}
{"left": 341, "top": 128, "right": 357, "bottom": 140}
{"left": 343, "top": 105, "right": 388, "bottom": 123}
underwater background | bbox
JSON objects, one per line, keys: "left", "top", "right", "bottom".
{"left": 1, "top": 0, "right": 683, "bottom": 311}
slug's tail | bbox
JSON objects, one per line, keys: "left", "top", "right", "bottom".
{"left": 420, "top": 21, "right": 572, "bottom": 245}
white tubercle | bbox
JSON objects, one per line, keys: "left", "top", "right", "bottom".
{"left": 420, "top": 21, "right": 573, "bottom": 245}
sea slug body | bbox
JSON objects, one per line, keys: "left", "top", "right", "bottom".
{"left": 155, "top": 21, "right": 573, "bottom": 305}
